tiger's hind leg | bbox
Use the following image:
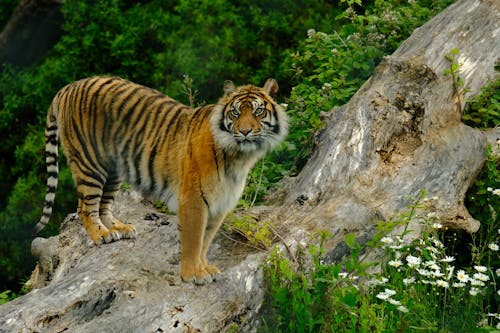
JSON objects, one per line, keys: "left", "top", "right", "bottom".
{"left": 99, "top": 178, "right": 137, "bottom": 240}
{"left": 76, "top": 182, "right": 114, "bottom": 245}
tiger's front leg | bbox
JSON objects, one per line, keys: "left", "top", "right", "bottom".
{"left": 178, "top": 193, "right": 216, "bottom": 285}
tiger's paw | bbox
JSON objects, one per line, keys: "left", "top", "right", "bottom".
{"left": 80, "top": 215, "right": 113, "bottom": 245}
{"left": 181, "top": 265, "right": 219, "bottom": 285}
{"left": 102, "top": 216, "right": 137, "bottom": 240}
{"left": 86, "top": 224, "right": 114, "bottom": 245}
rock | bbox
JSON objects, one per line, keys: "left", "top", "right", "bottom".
{"left": 0, "top": 191, "right": 266, "bottom": 332}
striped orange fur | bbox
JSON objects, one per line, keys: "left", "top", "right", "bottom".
{"left": 34, "top": 76, "right": 288, "bottom": 284}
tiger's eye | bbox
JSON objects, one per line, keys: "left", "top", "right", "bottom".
{"left": 254, "top": 107, "right": 265, "bottom": 116}
{"left": 230, "top": 106, "right": 240, "bottom": 116}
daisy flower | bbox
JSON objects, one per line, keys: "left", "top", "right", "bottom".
{"left": 473, "top": 272, "right": 490, "bottom": 282}
{"left": 380, "top": 237, "right": 394, "bottom": 245}
{"left": 488, "top": 243, "right": 499, "bottom": 251}
{"left": 403, "top": 277, "right": 415, "bottom": 285}
{"left": 440, "top": 256, "right": 455, "bottom": 263}
{"left": 397, "top": 305, "right": 409, "bottom": 313}
{"left": 469, "top": 287, "right": 480, "bottom": 296}
{"left": 406, "top": 255, "right": 421, "bottom": 268}
{"left": 436, "top": 280, "right": 449, "bottom": 288}
{"left": 389, "top": 259, "right": 403, "bottom": 268}
{"left": 474, "top": 265, "right": 487, "bottom": 273}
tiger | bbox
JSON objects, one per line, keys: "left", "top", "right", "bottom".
{"left": 33, "top": 76, "right": 288, "bottom": 284}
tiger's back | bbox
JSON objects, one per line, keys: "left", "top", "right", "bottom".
{"left": 35, "top": 76, "right": 288, "bottom": 284}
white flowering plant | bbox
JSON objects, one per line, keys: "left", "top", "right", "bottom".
{"left": 262, "top": 190, "right": 499, "bottom": 332}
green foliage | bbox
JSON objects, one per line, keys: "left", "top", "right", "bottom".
{"left": 223, "top": 212, "right": 274, "bottom": 250}
{"left": 463, "top": 78, "right": 500, "bottom": 128}
{"left": 260, "top": 191, "right": 500, "bottom": 332}
{"left": 444, "top": 47, "right": 470, "bottom": 111}
{"left": 0, "top": 290, "right": 17, "bottom": 306}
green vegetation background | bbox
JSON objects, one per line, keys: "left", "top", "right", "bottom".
{"left": 0, "top": 0, "right": 456, "bottom": 292}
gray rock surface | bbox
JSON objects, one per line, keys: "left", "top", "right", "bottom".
{"left": 1, "top": 191, "right": 266, "bottom": 333}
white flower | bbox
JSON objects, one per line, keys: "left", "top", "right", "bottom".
{"left": 487, "top": 187, "right": 493, "bottom": 192}
{"left": 389, "top": 260, "right": 403, "bottom": 268}
{"left": 456, "top": 270, "right": 469, "bottom": 282}
{"left": 406, "top": 255, "right": 421, "bottom": 268}
{"left": 381, "top": 237, "right": 394, "bottom": 245}
{"left": 424, "top": 260, "right": 436, "bottom": 267}
{"left": 488, "top": 243, "right": 499, "bottom": 251}
{"left": 431, "top": 270, "right": 445, "bottom": 278}
{"left": 441, "top": 256, "right": 455, "bottom": 263}
{"left": 383, "top": 288, "right": 397, "bottom": 296}
{"left": 474, "top": 265, "right": 488, "bottom": 273}
{"left": 431, "top": 237, "right": 444, "bottom": 249}
{"left": 417, "top": 268, "right": 431, "bottom": 276}
{"left": 470, "top": 279, "right": 486, "bottom": 287}
{"left": 339, "top": 272, "right": 348, "bottom": 279}
{"left": 432, "top": 223, "right": 443, "bottom": 229}
{"left": 376, "top": 292, "right": 390, "bottom": 300}
{"left": 473, "top": 272, "right": 490, "bottom": 282}
{"left": 426, "top": 246, "right": 439, "bottom": 254}
{"left": 452, "top": 282, "right": 466, "bottom": 288}
{"left": 493, "top": 189, "right": 500, "bottom": 196}
{"left": 307, "top": 28, "right": 316, "bottom": 38}
{"left": 428, "top": 263, "right": 440, "bottom": 271}
{"left": 487, "top": 313, "right": 500, "bottom": 320}
{"left": 498, "top": 290, "right": 500, "bottom": 296}
{"left": 397, "top": 305, "right": 409, "bottom": 313}
{"left": 496, "top": 268, "right": 500, "bottom": 277}
{"left": 403, "top": 277, "right": 415, "bottom": 285}
{"left": 436, "top": 280, "right": 449, "bottom": 288}
{"left": 388, "top": 298, "right": 401, "bottom": 306}
{"left": 469, "top": 287, "right": 480, "bottom": 296}
{"left": 427, "top": 212, "right": 438, "bottom": 219}
{"left": 373, "top": 277, "right": 389, "bottom": 285}
{"left": 446, "top": 266, "right": 455, "bottom": 279}
{"left": 322, "top": 82, "right": 332, "bottom": 90}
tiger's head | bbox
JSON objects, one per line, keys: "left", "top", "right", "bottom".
{"left": 211, "top": 78, "right": 288, "bottom": 155}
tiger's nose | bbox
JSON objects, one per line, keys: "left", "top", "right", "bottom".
{"left": 239, "top": 128, "right": 252, "bottom": 136}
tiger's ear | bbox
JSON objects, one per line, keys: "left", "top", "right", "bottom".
{"left": 223, "top": 80, "right": 236, "bottom": 96}
{"left": 263, "top": 78, "right": 279, "bottom": 98}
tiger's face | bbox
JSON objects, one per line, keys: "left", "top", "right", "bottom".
{"left": 211, "top": 79, "right": 288, "bottom": 155}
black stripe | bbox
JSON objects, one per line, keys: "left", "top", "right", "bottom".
{"left": 46, "top": 151, "right": 58, "bottom": 159}
{"left": 200, "top": 185, "right": 209, "bottom": 210}
{"left": 68, "top": 114, "right": 107, "bottom": 179}
{"left": 77, "top": 179, "right": 103, "bottom": 188}
{"left": 68, "top": 150, "right": 106, "bottom": 185}
{"left": 46, "top": 135, "right": 57, "bottom": 145}
{"left": 83, "top": 194, "right": 101, "bottom": 201}
{"left": 47, "top": 171, "right": 58, "bottom": 178}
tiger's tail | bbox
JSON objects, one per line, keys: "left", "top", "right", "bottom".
{"left": 33, "top": 102, "right": 59, "bottom": 235}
